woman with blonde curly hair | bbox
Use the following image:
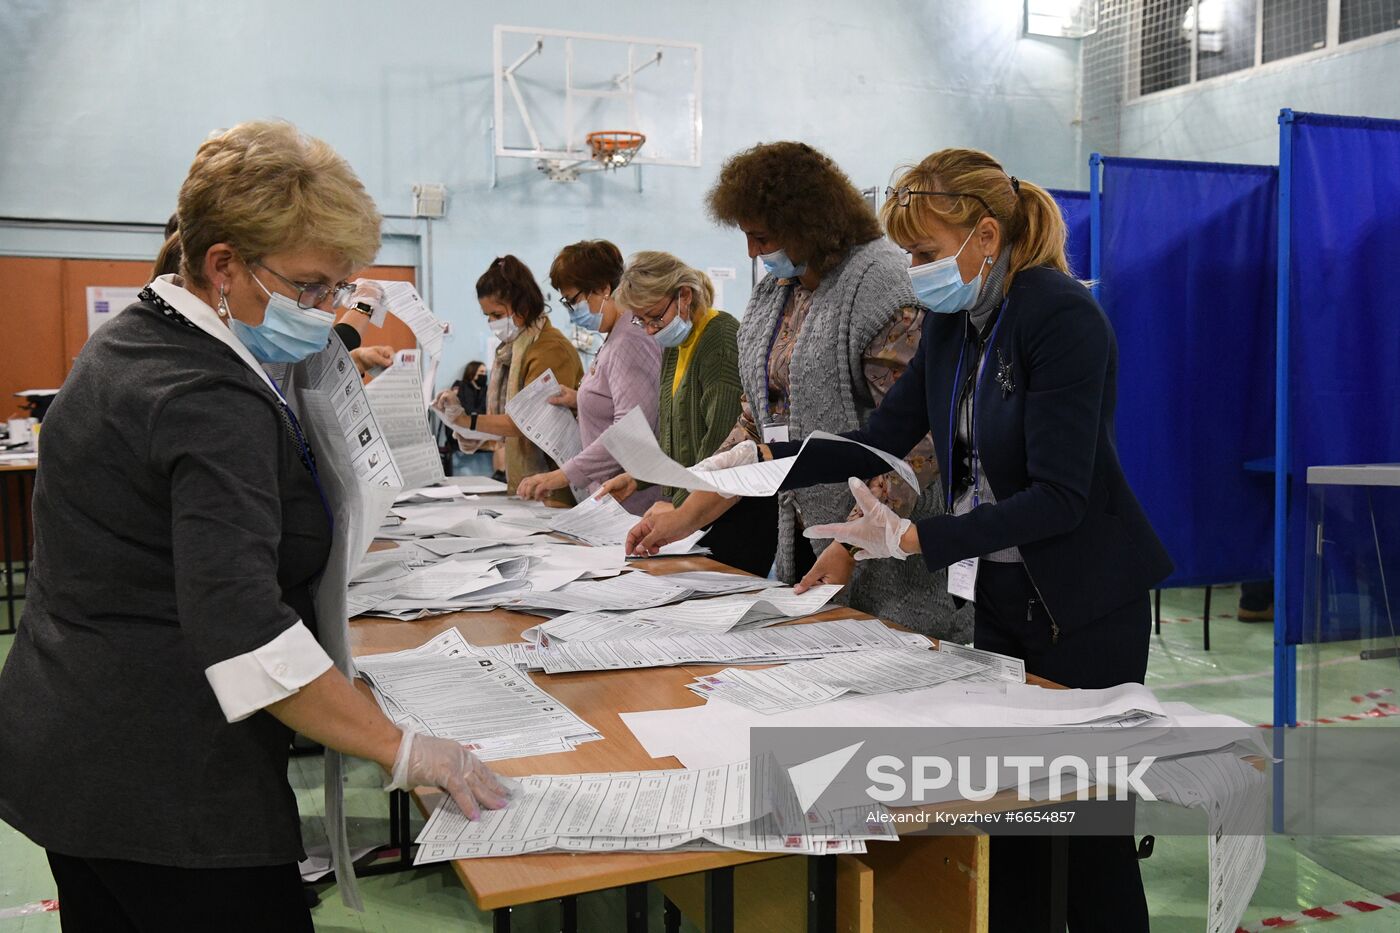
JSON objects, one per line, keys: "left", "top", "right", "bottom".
{"left": 0, "top": 120, "right": 508, "bottom": 930}
{"left": 626, "top": 141, "right": 956, "bottom": 635}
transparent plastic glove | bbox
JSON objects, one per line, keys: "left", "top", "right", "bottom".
{"left": 386, "top": 730, "right": 515, "bottom": 820}
{"left": 692, "top": 440, "right": 758, "bottom": 473}
{"left": 433, "top": 389, "right": 466, "bottom": 423}
{"left": 803, "top": 477, "right": 912, "bottom": 561}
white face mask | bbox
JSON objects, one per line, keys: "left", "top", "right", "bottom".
{"left": 488, "top": 315, "right": 520, "bottom": 343}
{"left": 907, "top": 229, "right": 983, "bottom": 314}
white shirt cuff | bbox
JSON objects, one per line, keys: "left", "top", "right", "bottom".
{"left": 204, "top": 621, "right": 335, "bottom": 723}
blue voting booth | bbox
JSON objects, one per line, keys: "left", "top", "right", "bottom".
{"left": 1273, "top": 111, "right": 1400, "bottom": 727}
{"left": 1047, "top": 188, "right": 1091, "bottom": 280}
{"left": 1087, "top": 156, "right": 1277, "bottom": 603}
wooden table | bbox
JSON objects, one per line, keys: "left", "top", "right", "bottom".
{"left": 350, "top": 552, "right": 1063, "bottom": 932}
{"left": 0, "top": 460, "right": 37, "bottom": 634}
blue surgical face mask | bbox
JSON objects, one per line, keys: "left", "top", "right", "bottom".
{"left": 651, "top": 301, "right": 693, "bottom": 349}
{"left": 758, "top": 248, "right": 806, "bottom": 280}
{"left": 907, "top": 229, "right": 984, "bottom": 314}
{"left": 228, "top": 273, "right": 336, "bottom": 363}
{"left": 565, "top": 294, "right": 604, "bottom": 332}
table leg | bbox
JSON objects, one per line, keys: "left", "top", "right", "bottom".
{"left": 704, "top": 867, "right": 734, "bottom": 933}
{"left": 1202, "top": 584, "right": 1213, "bottom": 652}
{"left": 1048, "top": 836, "right": 1068, "bottom": 932}
{"left": 397, "top": 790, "right": 413, "bottom": 868}
{"left": 1, "top": 473, "right": 15, "bottom": 634}
{"left": 559, "top": 895, "right": 578, "bottom": 933}
{"left": 493, "top": 906, "right": 511, "bottom": 932}
{"left": 663, "top": 896, "right": 682, "bottom": 933}
{"left": 17, "top": 472, "right": 30, "bottom": 588}
{"left": 625, "top": 882, "right": 648, "bottom": 933}
{"left": 807, "top": 855, "right": 836, "bottom": 933}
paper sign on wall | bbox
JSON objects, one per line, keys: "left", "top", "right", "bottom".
{"left": 86, "top": 287, "right": 144, "bottom": 337}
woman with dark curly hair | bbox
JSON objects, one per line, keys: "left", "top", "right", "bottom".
{"left": 625, "top": 141, "right": 962, "bottom": 639}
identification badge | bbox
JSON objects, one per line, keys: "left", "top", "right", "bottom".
{"left": 947, "top": 557, "right": 979, "bottom": 602}
{"left": 762, "top": 423, "right": 790, "bottom": 444}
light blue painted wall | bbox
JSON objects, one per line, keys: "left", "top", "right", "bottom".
{"left": 1113, "top": 37, "right": 1400, "bottom": 164}
{"left": 0, "top": 0, "right": 1081, "bottom": 388}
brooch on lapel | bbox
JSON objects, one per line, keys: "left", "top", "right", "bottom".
{"left": 995, "top": 349, "right": 1016, "bottom": 397}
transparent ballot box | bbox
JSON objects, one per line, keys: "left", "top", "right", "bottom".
{"left": 1294, "top": 464, "right": 1400, "bottom": 894}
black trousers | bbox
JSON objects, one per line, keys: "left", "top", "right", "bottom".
{"left": 699, "top": 494, "right": 779, "bottom": 577}
{"left": 699, "top": 494, "right": 819, "bottom": 580}
{"left": 46, "top": 851, "right": 311, "bottom": 933}
{"left": 972, "top": 560, "right": 1152, "bottom": 933}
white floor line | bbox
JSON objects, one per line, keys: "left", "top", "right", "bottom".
{"left": 1151, "top": 653, "right": 1364, "bottom": 691}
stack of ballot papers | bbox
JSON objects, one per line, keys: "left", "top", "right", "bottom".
{"left": 544, "top": 494, "right": 711, "bottom": 556}
{"left": 412, "top": 757, "right": 900, "bottom": 863}
{"left": 356, "top": 628, "right": 597, "bottom": 760}
{"left": 687, "top": 647, "right": 999, "bottom": 714}
{"left": 529, "top": 617, "right": 931, "bottom": 674}
{"left": 514, "top": 581, "right": 842, "bottom": 633}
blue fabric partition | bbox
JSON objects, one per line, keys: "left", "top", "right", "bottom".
{"left": 1097, "top": 157, "right": 1277, "bottom": 589}
{"left": 1048, "top": 188, "right": 1091, "bottom": 280}
{"left": 1281, "top": 112, "right": 1400, "bottom": 645}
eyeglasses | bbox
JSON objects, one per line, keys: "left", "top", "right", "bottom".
{"left": 630, "top": 296, "right": 677, "bottom": 333}
{"left": 255, "top": 262, "right": 356, "bottom": 310}
{"left": 563, "top": 291, "right": 585, "bottom": 310}
{"left": 884, "top": 187, "right": 996, "bottom": 219}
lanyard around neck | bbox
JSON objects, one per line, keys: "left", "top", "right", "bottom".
{"left": 944, "top": 298, "right": 1009, "bottom": 511}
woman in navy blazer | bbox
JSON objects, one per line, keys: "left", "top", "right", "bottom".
{"left": 627, "top": 149, "right": 1171, "bottom": 932}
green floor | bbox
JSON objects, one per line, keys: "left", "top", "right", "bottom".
{"left": 2, "top": 585, "right": 1397, "bottom": 931}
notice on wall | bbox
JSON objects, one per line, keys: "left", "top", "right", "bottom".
{"left": 86, "top": 286, "right": 144, "bottom": 337}
{"left": 707, "top": 267, "right": 736, "bottom": 313}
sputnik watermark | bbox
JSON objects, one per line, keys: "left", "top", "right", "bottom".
{"left": 864, "top": 755, "right": 1159, "bottom": 803}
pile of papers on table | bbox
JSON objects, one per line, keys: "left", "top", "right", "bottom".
{"left": 356, "top": 629, "right": 597, "bottom": 760}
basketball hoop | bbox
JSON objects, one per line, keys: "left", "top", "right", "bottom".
{"left": 586, "top": 131, "right": 646, "bottom": 170}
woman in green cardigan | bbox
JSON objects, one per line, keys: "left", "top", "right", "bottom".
{"left": 595, "top": 251, "right": 764, "bottom": 573}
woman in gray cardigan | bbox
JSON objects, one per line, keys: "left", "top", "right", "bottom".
{"left": 628, "top": 142, "right": 967, "bottom": 640}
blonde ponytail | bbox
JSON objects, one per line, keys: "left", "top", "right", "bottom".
{"left": 1008, "top": 180, "right": 1069, "bottom": 278}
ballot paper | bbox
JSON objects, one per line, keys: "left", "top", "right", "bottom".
{"left": 937, "top": 641, "right": 1027, "bottom": 684}
{"left": 444, "top": 474, "right": 509, "bottom": 493}
{"left": 300, "top": 337, "right": 403, "bottom": 487}
{"left": 364, "top": 349, "right": 446, "bottom": 489}
{"left": 367, "top": 280, "right": 449, "bottom": 361}
{"left": 622, "top": 584, "right": 843, "bottom": 634}
{"left": 533, "top": 617, "right": 930, "bottom": 674}
{"left": 413, "top": 759, "right": 775, "bottom": 861}
{"left": 412, "top": 757, "right": 901, "bottom": 863}
{"left": 432, "top": 407, "right": 502, "bottom": 442}
{"left": 1136, "top": 753, "right": 1267, "bottom": 933}
{"left": 395, "top": 485, "right": 467, "bottom": 504}
{"left": 545, "top": 494, "right": 637, "bottom": 546}
{"left": 356, "top": 630, "right": 596, "bottom": 761}
{"left": 598, "top": 407, "right": 918, "bottom": 498}
{"left": 503, "top": 370, "right": 582, "bottom": 470}
{"left": 510, "top": 571, "right": 693, "bottom": 613}
{"left": 619, "top": 530, "right": 711, "bottom": 560}
{"left": 690, "top": 647, "right": 990, "bottom": 714}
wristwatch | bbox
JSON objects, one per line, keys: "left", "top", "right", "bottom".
{"left": 469, "top": 413, "right": 479, "bottom": 431}
{"left": 354, "top": 301, "right": 375, "bottom": 318}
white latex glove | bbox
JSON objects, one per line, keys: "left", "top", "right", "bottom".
{"left": 386, "top": 730, "right": 516, "bottom": 820}
{"left": 803, "top": 477, "right": 913, "bottom": 561}
{"left": 433, "top": 389, "right": 466, "bottom": 423}
{"left": 693, "top": 440, "right": 758, "bottom": 473}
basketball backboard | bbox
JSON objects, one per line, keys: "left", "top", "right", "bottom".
{"left": 492, "top": 25, "right": 703, "bottom": 169}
